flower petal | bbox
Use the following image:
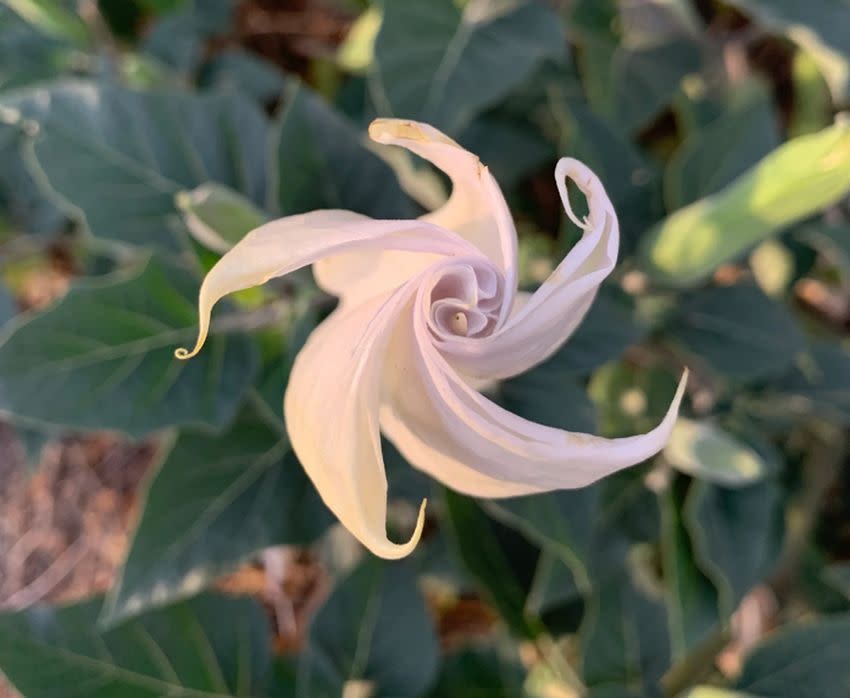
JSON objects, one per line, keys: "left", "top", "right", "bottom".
{"left": 381, "top": 308, "right": 544, "bottom": 498}
{"left": 175, "top": 209, "right": 478, "bottom": 359}
{"left": 286, "top": 287, "right": 426, "bottom": 559}
{"left": 436, "top": 157, "right": 620, "bottom": 379}
{"left": 316, "top": 119, "right": 518, "bottom": 311}
{"left": 380, "top": 296, "right": 688, "bottom": 496}
{"left": 369, "top": 119, "right": 517, "bottom": 277}
{"left": 313, "top": 246, "right": 440, "bottom": 309}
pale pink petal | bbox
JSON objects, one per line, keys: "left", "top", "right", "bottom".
{"left": 435, "top": 158, "right": 619, "bottom": 380}
{"left": 174, "top": 209, "right": 478, "bottom": 359}
{"left": 286, "top": 287, "right": 426, "bottom": 559}
{"left": 381, "top": 304, "right": 544, "bottom": 498}
{"left": 315, "top": 119, "right": 518, "bottom": 313}
{"left": 383, "top": 289, "right": 688, "bottom": 491}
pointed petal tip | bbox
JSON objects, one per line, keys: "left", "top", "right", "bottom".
{"left": 661, "top": 368, "right": 689, "bottom": 433}
{"left": 373, "top": 498, "right": 428, "bottom": 560}
{"left": 678, "top": 367, "right": 690, "bottom": 394}
{"left": 368, "top": 118, "right": 459, "bottom": 148}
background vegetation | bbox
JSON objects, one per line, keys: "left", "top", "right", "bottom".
{"left": 0, "top": 0, "right": 849, "bottom": 696}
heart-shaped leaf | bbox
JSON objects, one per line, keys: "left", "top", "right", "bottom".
{"left": 0, "top": 257, "right": 258, "bottom": 436}
{"left": 102, "top": 404, "right": 332, "bottom": 625}
{"left": 0, "top": 594, "right": 273, "bottom": 698}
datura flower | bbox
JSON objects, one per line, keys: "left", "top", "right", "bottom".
{"left": 175, "top": 119, "right": 687, "bottom": 560}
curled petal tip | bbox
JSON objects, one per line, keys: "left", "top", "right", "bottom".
{"left": 377, "top": 498, "right": 428, "bottom": 560}
{"left": 174, "top": 337, "right": 205, "bottom": 360}
{"left": 175, "top": 323, "right": 211, "bottom": 362}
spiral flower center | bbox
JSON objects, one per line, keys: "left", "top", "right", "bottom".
{"left": 425, "top": 258, "right": 504, "bottom": 340}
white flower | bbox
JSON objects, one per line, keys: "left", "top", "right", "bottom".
{"left": 176, "top": 119, "right": 687, "bottom": 559}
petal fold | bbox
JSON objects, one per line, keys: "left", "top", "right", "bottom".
{"left": 369, "top": 119, "right": 517, "bottom": 282}
{"left": 435, "top": 157, "right": 620, "bottom": 380}
{"left": 286, "top": 287, "right": 426, "bottom": 559}
{"left": 386, "top": 306, "right": 688, "bottom": 493}
{"left": 175, "top": 209, "right": 477, "bottom": 359}
{"left": 317, "top": 119, "right": 518, "bottom": 311}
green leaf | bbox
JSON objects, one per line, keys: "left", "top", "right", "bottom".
{"left": 685, "top": 479, "right": 783, "bottom": 616}
{"left": 442, "top": 488, "right": 542, "bottom": 638}
{"left": 0, "top": 257, "right": 258, "bottom": 436}
{"left": 0, "top": 280, "right": 14, "bottom": 326}
{"left": 640, "top": 120, "right": 850, "bottom": 286}
{"left": 426, "top": 648, "right": 526, "bottom": 698}
{"left": 485, "top": 487, "right": 598, "bottom": 593}
{"left": 585, "top": 688, "right": 645, "bottom": 698}
{"left": 574, "top": 0, "right": 701, "bottom": 135}
{"left": 797, "top": 223, "right": 850, "bottom": 281}
{"left": 199, "top": 50, "right": 286, "bottom": 104}
{"left": 734, "top": 616, "right": 850, "bottom": 696}
{"left": 142, "top": 0, "right": 234, "bottom": 73}
{"left": 4, "top": 81, "right": 269, "bottom": 250}
{"left": 0, "top": 593, "right": 272, "bottom": 698}
{"left": 498, "top": 366, "right": 596, "bottom": 433}
{"left": 103, "top": 404, "right": 331, "bottom": 625}
{"left": 581, "top": 573, "right": 671, "bottom": 693}
{"left": 3, "top": 0, "right": 91, "bottom": 45}
{"left": 666, "top": 81, "right": 780, "bottom": 209}
{"left": 663, "top": 419, "right": 768, "bottom": 486}
{"left": 757, "top": 344, "right": 850, "bottom": 427}
{"left": 589, "top": 361, "right": 679, "bottom": 438}
{"left": 0, "top": 12, "right": 68, "bottom": 233}
{"left": 137, "top": 0, "right": 187, "bottom": 13}
{"left": 619, "top": 0, "right": 702, "bottom": 47}
{"left": 660, "top": 483, "right": 720, "bottom": 660}
{"left": 823, "top": 563, "right": 850, "bottom": 601}
{"left": 552, "top": 99, "right": 663, "bottom": 251}
{"left": 458, "top": 116, "right": 555, "bottom": 190}
{"left": 372, "top": 0, "right": 565, "bottom": 135}
{"left": 541, "top": 287, "right": 646, "bottom": 377}
{"left": 723, "top": 0, "right": 850, "bottom": 101}
{"left": 0, "top": 6, "right": 74, "bottom": 91}
{"left": 273, "top": 80, "right": 414, "bottom": 218}
{"left": 665, "top": 283, "right": 804, "bottom": 382}
{"left": 525, "top": 548, "right": 583, "bottom": 617}
{"left": 609, "top": 39, "right": 702, "bottom": 134}
{"left": 788, "top": 50, "right": 833, "bottom": 138}
{"left": 570, "top": 0, "right": 619, "bottom": 113}
{"left": 300, "top": 558, "right": 439, "bottom": 698}
{"left": 176, "top": 183, "right": 268, "bottom": 253}
{"left": 0, "top": 144, "right": 63, "bottom": 235}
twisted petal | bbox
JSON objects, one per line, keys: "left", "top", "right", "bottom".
{"left": 175, "top": 209, "right": 478, "bottom": 359}
{"left": 286, "top": 287, "right": 426, "bottom": 558}
{"left": 314, "top": 119, "right": 518, "bottom": 312}
{"left": 380, "top": 268, "right": 688, "bottom": 495}
{"left": 381, "top": 303, "right": 545, "bottom": 498}
{"left": 437, "top": 158, "right": 620, "bottom": 380}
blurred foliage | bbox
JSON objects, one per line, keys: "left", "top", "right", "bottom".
{"left": 0, "top": 0, "right": 849, "bottom": 697}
